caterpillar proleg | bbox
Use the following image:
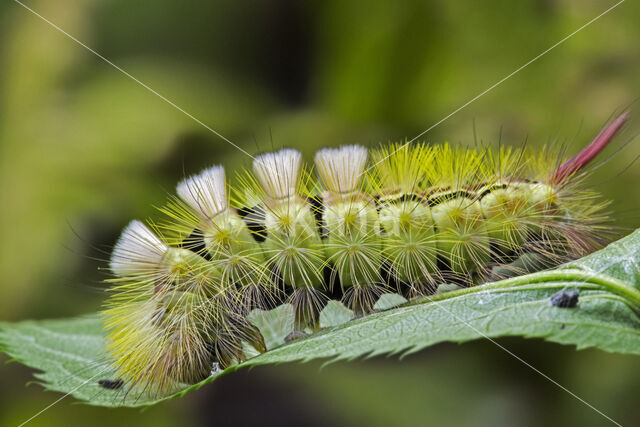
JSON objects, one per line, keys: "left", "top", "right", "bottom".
{"left": 103, "top": 113, "right": 627, "bottom": 393}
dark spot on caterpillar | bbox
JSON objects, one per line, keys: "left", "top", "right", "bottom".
{"left": 427, "top": 190, "right": 477, "bottom": 207}
{"left": 308, "top": 195, "right": 327, "bottom": 238}
{"left": 98, "top": 379, "right": 124, "bottom": 390}
{"left": 284, "top": 330, "right": 308, "bottom": 342}
{"left": 477, "top": 183, "right": 508, "bottom": 199}
{"left": 550, "top": 290, "right": 579, "bottom": 308}
{"left": 378, "top": 193, "right": 426, "bottom": 205}
{"left": 237, "top": 205, "right": 267, "bottom": 242}
{"left": 373, "top": 195, "right": 383, "bottom": 214}
{"left": 397, "top": 193, "right": 426, "bottom": 203}
{"left": 560, "top": 323, "right": 566, "bottom": 329}
{"left": 181, "top": 228, "right": 211, "bottom": 260}
{"left": 380, "top": 261, "right": 397, "bottom": 287}
{"left": 322, "top": 265, "right": 344, "bottom": 301}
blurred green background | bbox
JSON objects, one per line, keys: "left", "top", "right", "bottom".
{"left": 1, "top": 0, "right": 640, "bottom": 426}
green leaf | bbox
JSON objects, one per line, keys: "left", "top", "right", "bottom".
{"left": 319, "top": 301, "right": 354, "bottom": 328}
{"left": 247, "top": 304, "right": 295, "bottom": 350}
{"left": 373, "top": 293, "right": 408, "bottom": 311}
{"left": 3, "top": 229, "right": 640, "bottom": 407}
{"left": 568, "top": 231, "right": 640, "bottom": 287}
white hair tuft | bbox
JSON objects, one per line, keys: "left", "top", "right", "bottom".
{"left": 314, "top": 145, "right": 368, "bottom": 194}
{"left": 252, "top": 149, "right": 302, "bottom": 199}
{"left": 110, "top": 220, "right": 168, "bottom": 277}
{"left": 177, "top": 165, "right": 228, "bottom": 219}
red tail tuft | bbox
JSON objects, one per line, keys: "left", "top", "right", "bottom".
{"left": 553, "top": 112, "right": 629, "bottom": 183}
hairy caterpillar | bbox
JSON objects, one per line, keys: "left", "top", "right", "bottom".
{"left": 103, "top": 113, "right": 627, "bottom": 393}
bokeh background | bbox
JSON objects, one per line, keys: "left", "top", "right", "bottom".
{"left": 1, "top": 0, "right": 640, "bottom": 426}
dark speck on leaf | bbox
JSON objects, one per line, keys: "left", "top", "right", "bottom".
{"left": 98, "top": 379, "right": 124, "bottom": 390}
{"left": 551, "top": 290, "right": 579, "bottom": 308}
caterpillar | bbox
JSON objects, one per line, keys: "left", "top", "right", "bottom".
{"left": 103, "top": 113, "right": 627, "bottom": 394}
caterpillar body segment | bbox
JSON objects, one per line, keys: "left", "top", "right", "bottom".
{"left": 104, "top": 221, "right": 223, "bottom": 389}
{"left": 316, "top": 145, "right": 385, "bottom": 313}
{"left": 103, "top": 114, "right": 627, "bottom": 393}
{"left": 251, "top": 149, "right": 327, "bottom": 326}
{"left": 372, "top": 144, "right": 439, "bottom": 296}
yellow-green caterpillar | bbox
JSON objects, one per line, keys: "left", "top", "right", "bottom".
{"left": 103, "top": 113, "right": 627, "bottom": 393}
